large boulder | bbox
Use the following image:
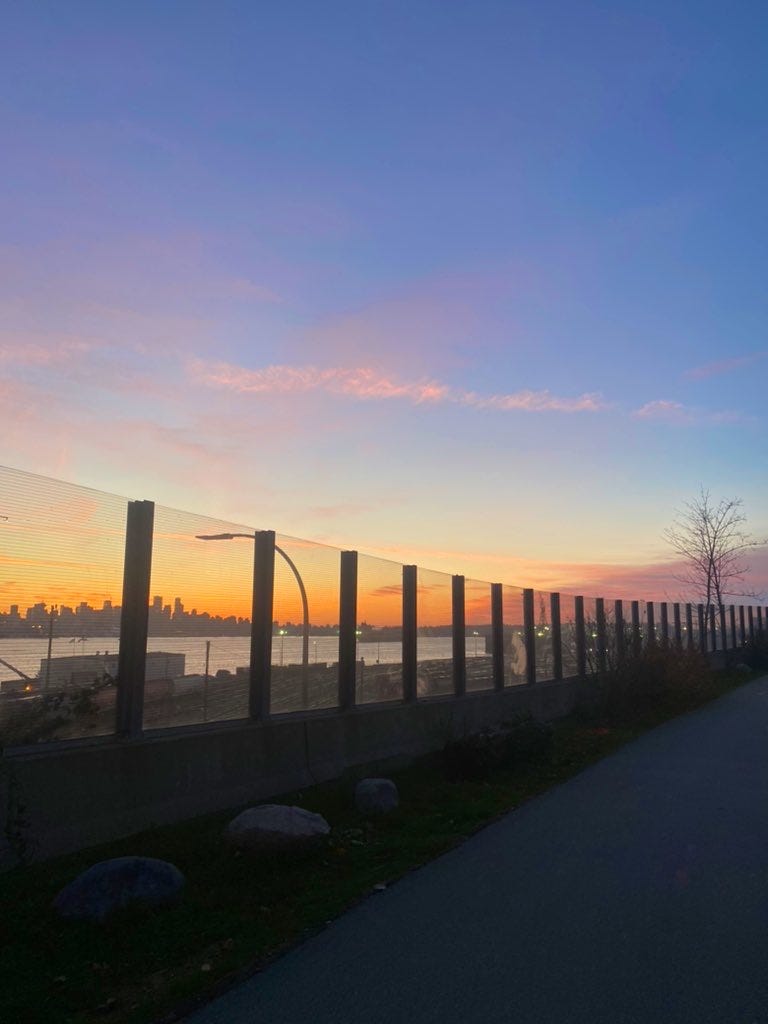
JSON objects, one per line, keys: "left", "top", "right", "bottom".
{"left": 53, "top": 856, "right": 185, "bottom": 922}
{"left": 225, "top": 804, "right": 330, "bottom": 853}
{"left": 355, "top": 778, "right": 399, "bottom": 815}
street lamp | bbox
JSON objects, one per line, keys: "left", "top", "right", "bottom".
{"left": 195, "top": 533, "right": 311, "bottom": 670}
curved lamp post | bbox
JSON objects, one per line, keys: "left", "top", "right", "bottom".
{"left": 195, "top": 533, "right": 310, "bottom": 670}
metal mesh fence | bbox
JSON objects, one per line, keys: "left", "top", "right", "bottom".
{"left": 0, "top": 466, "right": 127, "bottom": 744}
{"left": 355, "top": 553, "right": 403, "bottom": 704}
{"left": 5, "top": 466, "right": 767, "bottom": 750}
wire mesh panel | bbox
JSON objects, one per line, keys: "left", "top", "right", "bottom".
{"left": 559, "top": 593, "right": 579, "bottom": 677}
{"left": 533, "top": 591, "right": 555, "bottom": 681}
{"left": 710, "top": 605, "right": 723, "bottom": 651}
{"left": 145, "top": 507, "right": 256, "bottom": 729}
{"left": 580, "top": 597, "right": 599, "bottom": 672}
{"left": 416, "top": 568, "right": 454, "bottom": 697}
{"left": 273, "top": 535, "right": 340, "bottom": 712}
{"left": 0, "top": 467, "right": 127, "bottom": 745}
{"left": 465, "top": 578, "right": 493, "bottom": 692}
{"left": 688, "top": 605, "right": 700, "bottom": 651}
{"left": 502, "top": 586, "right": 526, "bottom": 686}
{"left": 601, "top": 601, "right": 617, "bottom": 668}
{"left": 355, "top": 554, "right": 403, "bottom": 704}
{"left": 637, "top": 600, "right": 648, "bottom": 649}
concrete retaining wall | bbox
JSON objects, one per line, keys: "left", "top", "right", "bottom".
{"left": 1, "top": 677, "right": 598, "bottom": 863}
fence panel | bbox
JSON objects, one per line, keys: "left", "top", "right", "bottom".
{"left": 355, "top": 553, "right": 403, "bottom": 704}
{"left": 465, "top": 578, "right": 493, "bottom": 691}
{"left": 533, "top": 591, "right": 556, "bottom": 681}
{"left": 0, "top": 467, "right": 127, "bottom": 745}
{"left": 417, "top": 568, "right": 454, "bottom": 697}
{"left": 273, "top": 534, "right": 340, "bottom": 712}
{"left": 501, "top": 586, "right": 526, "bottom": 685}
{"left": 145, "top": 506, "right": 255, "bottom": 729}
{"left": 559, "top": 594, "right": 580, "bottom": 677}
{"left": 581, "top": 597, "right": 599, "bottom": 672}
{"left": 692, "top": 602, "right": 704, "bottom": 651}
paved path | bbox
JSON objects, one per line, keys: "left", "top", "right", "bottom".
{"left": 185, "top": 675, "right": 768, "bottom": 1024}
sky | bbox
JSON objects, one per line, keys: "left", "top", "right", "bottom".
{"left": 2, "top": 0, "right": 767, "bottom": 605}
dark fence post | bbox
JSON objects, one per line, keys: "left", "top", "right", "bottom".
{"left": 491, "top": 583, "right": 504, "bottom": 691}
{"left": 116, "top": 500, "right": 154, "bottom": 738}
{"left": 660, "top": 602, "right": 669, "bottom": 645}
{"left": 685, "top": 603, "right": 694, "bottom": 649}
{"left": 452, "top": 575, "right": 466, "bottom": 697}
{"left": 248, "top": 531, "right": 275, "bottom": 720}
{"left": 631, "top": 600, "right": 641, "bottom": 657}
{"left": 697, "top": 604, "right": 706, "bottom": 652}
{"left": 646, "top": 602, "right": 655, "bottom": 647}
{"left": 729, "top": 605, "right": 737, "bottom": 649}
{"left": 523, "top": 588, "right": 536, "bottom": 685}
{"left": 338, "top": 551, "right": 358, "bottom": 711}
{"left": 614, "top": 599, "right": 625, "bottom": 663}
{"left": 739, "top": 606, "right": 746, "bottom": 646}
{"left": 575, "top": 596, "right": 586, "bottom": 677}
{"left": 595, "top": 598, "right": 607, "bottom": 674}
{"left": 748, "top": 606, "right": 755, "bottom": 642}
{"left": 673, "top": 603, "right": 682, "bottom": 648}
{"left": 551, "top": 593, "right": 563, "bottom": 681}
{"left": 758, "top": 607, "right": 765, "bottom": 636}
{"left": 402, "top": 565, "right": 417, "bottom": 703}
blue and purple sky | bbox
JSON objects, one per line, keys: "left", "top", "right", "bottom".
{"left": 2, "top": 1, "right": 767, "bottom": 598}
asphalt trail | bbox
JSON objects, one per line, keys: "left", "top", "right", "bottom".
{"left": 185, "top": 675, "right": 768, "bottom": 1024}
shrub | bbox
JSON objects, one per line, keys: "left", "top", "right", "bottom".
{"left": 740, "top": 633, "right": 768, "bottom": 671}
{"left": 443, "top": 715, "right": 553, "bottom": 782}
{"left": 585, "top": 644, "right": 713, "bottom": 726}
{"left": 0, "top": 674, "right": 113, "bottom": 749}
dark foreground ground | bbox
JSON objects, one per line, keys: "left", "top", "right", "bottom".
{"left": 185, "top": 673, "right": 768, "bottom": 1024}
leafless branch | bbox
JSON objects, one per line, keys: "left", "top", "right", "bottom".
{"left": 664, "top": 487, "right": 765, "bottom": 606}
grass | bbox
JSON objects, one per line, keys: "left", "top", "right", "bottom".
{"left": 0, "top": 662, "right": 758, "bottom": 1024}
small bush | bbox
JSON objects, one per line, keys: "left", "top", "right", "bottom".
{"left": 443, "top": 716, "right": 553, "bottom": 782}
{"left": 740, "top": 634, "right": 768, "bottom": 671}
{"left": 0, "top": 675, "right": 113, "bottom": 748}
{"left": 585, "top": 644, "right": 714, "bottom": 726}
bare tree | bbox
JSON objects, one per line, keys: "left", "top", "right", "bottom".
{"left": 664, "top": 488, "right": 764, "bottom": 606}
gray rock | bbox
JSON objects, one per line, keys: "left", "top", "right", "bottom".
{"left": 53, "top": 856, "right": 185, "bottom": 922}
{"left": 225, "top": 804, "right": 330, "bottom": 853}
{"left": 735, "top": 662, "right": 752, "bottom": 673}
{"left": 355, "top": 778, "right": 399, "bottom": 815}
